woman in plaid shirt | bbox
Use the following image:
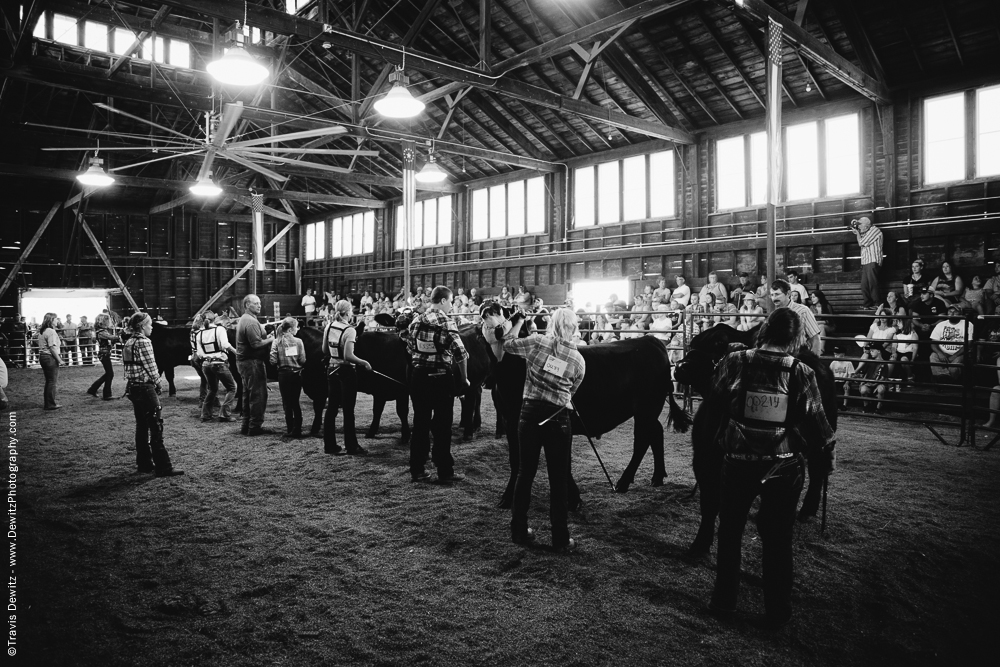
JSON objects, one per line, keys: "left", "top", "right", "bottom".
{"left": 502, "top": 308, "right": 586, "bottom": 552}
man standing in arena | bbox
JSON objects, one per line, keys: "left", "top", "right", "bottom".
{"left": 237, "top": 294, "right": 274, "bottom": 436}
{"left": 402, "top": 286, "right": 470, "bottom": 484}
{"left": 853, "top": 216, "right": 883, "bottom": 309}
{"left": 769, "top": 280, "right": 822, "bottom": 355}
{"left": 301, "top": 288, "right": 317, "bottom": 326}
{"left": 707, "top": 308, "right": 835, "bottom": 629}
{"left": 196, "top": 312, "right": 237, "bottom": 423}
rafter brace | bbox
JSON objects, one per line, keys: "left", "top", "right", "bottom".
{"left": 568, "top": 20, "right": 635, "bottom": 100}
{"left": 733, "top": 0, "right": 891, "bottom": 104}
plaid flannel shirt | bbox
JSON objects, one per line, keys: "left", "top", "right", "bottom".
{"left": 123, "top": 333, "right": 160, "bottom": 384}
{"left": 404, "top": 309, "right": 468, "bottom": 370}
{"left": 709, "top": 349, "right": 834, "bottom": 458}
{"left": 503, "top": 335, "right": 586, "bottom": 407}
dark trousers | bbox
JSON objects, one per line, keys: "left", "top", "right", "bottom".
{"left": 712, "top": 455, "right": 804, "bottom": 622}
{"left": 279, "top": 368, "right": 304, "bottom": 435}
{"left": 324, "top": 365, "right": 358, "bottom": 451}
{"left": 512, "top": 400, "right": 572, "bottom": 547}
{"left": 88, "top": 351, "right": 114, "bottom": 398}
{"left": 40, "top": 353, "right": 59, "bottom": 408}
{"left": 238, "top": 359, "right": 268, "bottom": 430}
{"left": 202, "top": 361, "right": 236, "bottom": 420}
{"left": 409, "top": 367, "right": 455, "bottom": 478}
{"left": 128, "top": 383, "right": 174, "bottom": 474}
{"left": 861, "top": 262, "right": 881, "bottom": 308}
{"left": 192, "top": 358, "right": 207, "bottom": 405}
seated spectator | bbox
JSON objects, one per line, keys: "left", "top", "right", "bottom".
{"left": 576, "top": 309, "right": 594, "bottom": 345}
{"left": 729, "top": 272, "right": 753, "bottom": 306}
{"left": 962, "top": 274, "right": 986, "bottom": 315}
{"left": 718, "top": 302, "right": 740, "bottom": 328}
{"left": 699, "top": 271, "right": 728, "bottom": 306}
{"left": 890, "top": 317, "right": 918, "bottom": 388}
{"left": 649, "top": 304, "right": 674, "bottom": 344}
{"left": 852, "top": 344, "right": 889, "bottom": 413}
{"left": 513, "top": 285, "right": 532, "bottom": 311}
{"left": 829, "top": 347, "right": 855, "bottom": 408}
{"left": 497, "top": 286, "right": 513, "bottom": 308}
{"left": 737, "top": 293, "right": 764, "bottom": 332}
{"left": 929, "top": 304, "right": 970, "bottom": 382}
{"left": 684, "top": 294, "right": 704, "bottom": 338}
{"left": 789, "top": 290, "right": 804, "bottom": 305}
{"left": 652, "top": 277, "right": 672, "bottom": 306}
{"left": 670, "top": 275, "right": 691, "bottom": 308}
{"left": 902, "top": 259, "right": 931, "bottom": 307}
{"left": 984, "top": 263, "right": 1000, "bottom": 315}
{"left": 882, "top": 290, "right": 907, "bottom": 318}
{"left": 930, "top": 260, "right": 965, "bottom": 305}
{"left": 809, "top": 289, "right": 834, "bottom": 354}
{"left": 867, "top": 309, "right": 898, "bottom": 354}
{"left": 785, "top": 270, "right": 809, "bottom": 303}
{"left": 695, "top": 293, "right": 715, "bottom": 332}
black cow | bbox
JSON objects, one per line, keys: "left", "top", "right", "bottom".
{"left": 673, "top": 324, "right": 839, "bottom": 556}
{"left": 482, "top": 306, "right": 691, "bottom": 510}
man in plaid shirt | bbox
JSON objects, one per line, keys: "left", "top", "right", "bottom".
{"left": 707, "top": 308, "right": 834, "bottom": 629}
{"left": 402, "top": 285, "right": 470, "bottom": 484}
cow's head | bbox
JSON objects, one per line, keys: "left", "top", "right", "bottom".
{"left": 479, "top": 301, "right": 522, "bottom": 363}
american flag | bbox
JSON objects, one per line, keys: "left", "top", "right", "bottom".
{"left": 251, "top": 193, "right": 264, "bottom": 271}
{"left": 251, "top": 193, "right": 264, "bottom": 213}
{"left": 766, "top": 17, "right": 783, "bottom": 206}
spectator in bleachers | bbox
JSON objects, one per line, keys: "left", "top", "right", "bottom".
{"left": 738, "top": 293, "right": 764, "bottom": 333}
{"left": 930, "top": 260, "right": 965, "bottom": 306}
{"left": 514, "top": 286, "right": 532, "bottom": 311}
{"left": 697, "top": 293, "right": 716, "bottom": 332}
{"left": 496, "top": 286, "right": 512, "bottom": 308}
{"left": 809, "top": 289, "right": 834, "bottom": 354}
{"left": 789, "top": 290, "right": 804, "bottom": 305}
{"left": 882, "top": 290, "right": 907, "bottom": 318}
{"left": 889, "top": 317, "right": 918, "bottom": 388}
{"left": 962, "top": 274, "right": 986, "bottom": 316}
{"left": 903, "top": 259, "right": 931, "bottom": 307}
{"left": 909, "top": 287, "right": 944, "bottom": 381}
{"left": 670, "top": 275, "right": 691, "bottom": 308}
{"left": 649, "top": 304, "right": 674, "bottom": 344}
{"left": 652, "top": 276, "right": 672, "bottom": 305}
{"left": 700, "top": 271, "right": 728, "bottom": 306}
{"left": 867, "top": 310, "right": 898, "bottom": 363}
{"left": 728, "top": 272, "right": 753, "bottom": 306}
{"left": 829, "top": 348, "right": 855, "bottom": 408}
{"left": 930, "top": 304, "right": 970, "bottom": 382}
{"left": 785, "top": 270, "right": 809, "bottom": 303}
{"left": 852, "top": 343, "right": 889, "bottom": 413}
{"left": 984, "top": 263, "right": 1000, "bottom": 315}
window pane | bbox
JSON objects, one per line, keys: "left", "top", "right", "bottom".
{"left": 171, "top": 40, "right": 190, "bottom": 68}
{"left": 305, "top": 224, "right": 316, "bottom": 262}
{"left": 526, "top": 178, "right": 545, "bottom": 233}
{"left": 413, "top": 203, "right": 423, "bottom": 249}
{"left": 650, "top": 150, "right": 675, "bottom": 217}
{"left": 574, "top": 166, "right": 594, "bottom": 228}
{"left": 331, "top": 218, "right": 342, "bottom": 257}
{"left": 749, "top": 132, "right": 767, "bottom": 205}
{"left": 84, "top": 22, "right": 107, "bottom": 52}
{"left": 53, "top": 14, "right": 77, "bottom": 46}
{"left": 786, "top": 121, "right": 819, "bottom": 200}
{"left": 977, "top": 85, "right": 1000, "bottom": 177}
{"left": 622, "top": 155, "right": 646, "bottom": 221}
{"left": 508, "top": 180, "right": 525, "bottom": 236}
{"left": 424, "top": 198, "right": 437, "bottom": 246}
{"left": 438, "top": 195, "right": 452, "bottom": 244}
{"left": 489, "top": 184, "right": 506, "bottom": 238}
{"left": 395, "top": 205, "right": 404, "bottom": 250}
{"left": 315, "top": 221, "right": 325, "bottom": 260}
{"left": 352, "top": 213, "right": 363, "bottom": 255}
{"left": 33, "top": 16, "right": 45, "bottom": 39}
{"left": 113, "top": 28, "right": 133, "bottom": 56}
{"left": 717, "top": 136, "right": 746, "bottom": 209}
{"left": 825, "top": 113, "right": 860, "bottom": 196}
{"left": 363, "top": 211, "right": 374, "bottom": 253}
{"left": 597, "top": 161, "right": 620, "bottom": 224}
{"left": 472, "top": 189, "right": 488, "bottom": 240}
{"left": 155, "top": 36, "right": 166, "bottom": 63}
{"left": 925, "top": 93, "right": 965, "bottom": 184}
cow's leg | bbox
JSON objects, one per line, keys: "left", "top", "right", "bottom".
{"left": 615, "top": 418, "right": 654, "bottom": 493}
{"left": 367, "top": 397, "right": 387, "bottom": 438}
{"left": 647, "top": 417, "right": 667, "bottom": 486}
{"left": 689, "top": 407, "right": 724, "bottom": 557}
{"left": 310, "top": 397, "right": 324, "bottom": 437}
{"left": 498, "top": 410, "right": 519, "bottom": 509}
{"left": 462, "top": 386, "right": 482, "bottom": 441}
{"left": 567, "top": 447, "right": 581, "bottom": 511}
{"left": 492, "top": 387, "right": 506, "bottom": 438}
{"left": 798, "top": 459, "right": 825, "bottom": 521}
{"left": 395, "top": 396, "right": 411, "bottom": 444}
{"left": 164, "top": 367, "right": 176, "bottom": 396}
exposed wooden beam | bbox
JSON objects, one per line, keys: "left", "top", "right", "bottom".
{"left": 479, "top": 0, "right": 492, "bottom": 69}
{"left": 632, "top": 22, "right": 714, "bottom": 125}
{"left": 694, "top": 9, "right": 765, "bottom": 109}
{"left": 78, "top": 216, "right": 141, "bottom": 312}
{"left": 0, "top": 203, "right": 62, "bottom": 300}
{"left": 735, "top": 0, "right": 891, "bottom": 104}
{"left": 108, "top": 5, "right": 171, "bottom": 78}
{"left": 434, "top": 144, "right": 558, "bottom": 172}
{"left": 471, "top": 91, "right": 549, "bottom": 160}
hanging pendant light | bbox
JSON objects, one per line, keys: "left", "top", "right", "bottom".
{"left": 77, "top": 153, "right": 115, "bottom": 187}
{"left": 207, "top": 8, "right": 268, "bottom": 86}
{"left": 190, "top": 173, "right": 223, "bottom": 197}
{"left": 374, "top": 59, "right": 425, "bottom": 119}
{"left": 415, "top": 151, "right": 448, "bottom": 183}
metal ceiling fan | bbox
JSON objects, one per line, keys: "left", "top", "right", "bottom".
{"left": 34, "top": 102, "right": 377, "bottom": 181}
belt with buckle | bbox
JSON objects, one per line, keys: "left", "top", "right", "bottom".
{"left": 726, "top": 452, "right": 796, "bottom": 462}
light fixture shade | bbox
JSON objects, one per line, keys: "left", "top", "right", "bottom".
{"left": 374, "top": 83, "right": 425, "bottom": 118}
{"left": 190, "top": 176, "right": 223, "bottom": 197}
{"left": 415, "top": 156, "right": 448, "bottom": 183}
{"left": 207, "top": 45, "right": 269, "bottom": 86}
{"left": 77, "top": 158, "right": 115, "bottom": 187}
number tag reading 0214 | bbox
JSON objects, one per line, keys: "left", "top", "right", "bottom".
{"left": 744, "top": 391, "right": 788, "bottom": 423}
{"left": 542, "top": 356, "right": 568, "bottom": 377}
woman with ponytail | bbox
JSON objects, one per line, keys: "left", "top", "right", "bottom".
{"left": 270, "top": 316, "right": 307, "bottom": 438}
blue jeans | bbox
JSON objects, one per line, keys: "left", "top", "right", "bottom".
{"left": 238, "top": 359, "right": 268, "bottom": 430}
{"left": 409, "top": 367, "right": 455, "bottom": 478}
{"left": 40, "top": 353, "right": 59, "bottom": 408}
{"left": 89, "top": 350, "right": 115, "bottom": 398}
{"left": 127, "top": 383, "right": 174, "bottom": 474}
{"left": 324, "top": 364, "right": 358, "bottom": 451}
{"left": 278, "top": 368, "right": 304, "bottom": 435}
{"left": 202, "top": 360, "right": 236, "bottom": 420}
{"left": 512, "top": 399, "right": 572, "bottom": 547}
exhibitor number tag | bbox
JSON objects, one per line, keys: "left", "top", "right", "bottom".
{"left": 542, "top": 356, "right": 568, "bottom": 377}
{"left": 744, "top": 391, "right": 788, "bottom": 423}
{"left": 284, "top": 346, "right": 298, "bottom": 357}
{"left": 416, "top": 339, "right": 438, "bottom": 354}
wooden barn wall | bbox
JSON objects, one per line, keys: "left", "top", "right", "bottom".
{"left": 0, "top": 209, "right": 298, "bottom": 323}
{"left": 297, "top": 88, "right": 999, "bottom": 304}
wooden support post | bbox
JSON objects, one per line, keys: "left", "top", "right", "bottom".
{"left": 78, "top": 216, "right": 141, "bottom": 313}
{"left": 0, "top": 202, "right": 61, "bottom": 300}
{"left": 402, "top": 141, "right": 416, "bottom": 295}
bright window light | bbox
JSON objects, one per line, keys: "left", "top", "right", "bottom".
{"left": 526, "top": 178, "right": 545, "bottom": 233}
{"left": 598, "top": 161, "right": 620, "bottom": 224}
{"left": 424, "top": 199, "right": 437, "bottom": 246}
{"left": 507, "top": 180, "right": 525, "bottom": 236}
{"left": 84, "top": 22, "right": 107, "bottom": 52}
{"left": 472, "top": 189, "right": 488, "bottom": 241}
{"left": 20, "top": 289, "right": 110, "bottom": 326}
{"left": 623, "top": 155, "right": 646, "bottom": 221}
{"left": 489, "top": 185, "right": 506, "bottom": 238}
{"left": 716, "top": 136, "right": 745, "bottom": 209}
{"left": 331, "top": 217, "right": 342, "bottom": 257}
{"left": 52, "top": 14, "right": 77, "bottom": 46}
{"left": 314, "top": 221, "right": 325, "bottom": 260}
{"left": 825, "top": 113, "right": 860, "bottom": 196}
{"left": 924, "top": 93, "right": 965, "bottom": 184}
{"left": 574, "top": 166, "right": 594, "bottom": 228}
{"left": 113, "top": 27, "right": 133, "bottom": 55}
{"left": 650, "top": 150, "right": 675, "bottom": 217}
{"left": 395, "top": 205, "right": 405, "bottom": 250}
{"left": 977, "top": 85, "right": 1000, "bottom": 177}
{"left": 171, "top": 40, "right": 191, "bottom": 69}
{"left": 749, "top": 132, "right": 767, "bottom": 205}
{"left": 33, "top": 16, "right": 45, "bottom": 39}
{"left": 438, "top": 196, "right": 452, "bottom": 244}
{"left": 786, "top": 121, "right": 819, "bottom": 200}
{"left": 363, "top": 211, "right": 374, "bottom": 253}
{"left": 154, "top": 36, "right": 166, "bottom": 63}
{"left": 305, "top": 223, "right": 316, "bottom": 261}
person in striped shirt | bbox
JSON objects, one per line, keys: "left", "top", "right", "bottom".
{"left": 853, "top": 216, "right": 884, "bottom": 309}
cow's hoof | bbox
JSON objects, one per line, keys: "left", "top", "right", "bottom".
{"left": 651, "top": 475, "right": 666, "bottom": 487}
{"left": 686, "top": 541, "right": 711, "bottom": 559}
{"left": 365, "top": 430, "right": 378, "bottom": 439}
{"left": 168, "top": 391, "right": 177, "bottom": 397}
{"left": 615, "top": 479, "right": 631, "bottom": 494}
{"left": 568, "top": 496, "right": 582, "bottom": 512}
{"left": 462, "top": 433, "right": 474, "bottom": 442}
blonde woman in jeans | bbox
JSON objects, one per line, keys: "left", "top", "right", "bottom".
{"left": 37, "top": 312, "right": 62, "bottom": 410}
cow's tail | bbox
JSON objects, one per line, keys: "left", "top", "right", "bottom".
{"left": 666, "top": 392, "right": 691, "bottom": 433}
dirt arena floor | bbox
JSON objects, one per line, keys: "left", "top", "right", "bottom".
{"left": 7, "top": 364, "right": 999, "bottom": 666}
